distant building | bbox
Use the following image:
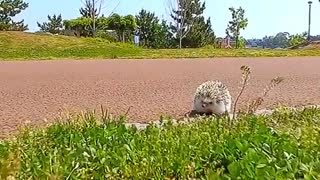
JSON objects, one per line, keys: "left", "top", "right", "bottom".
{"left": 216, "top": 35, "right": 234, "bottom": 48}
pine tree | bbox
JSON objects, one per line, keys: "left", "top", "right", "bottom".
{"left": 169, "top": 0, "right": 205, "bottom": 48}
{"left": 183, "top": 16, "right": 215, "bottom": 48}
{"left": 135, "top": 9, "right": 174, "bottom": 48}
{"left": 157, "top": 20, "right": 175, "bottom": 48}
{"left": 37, "top": 14, "right": 63, "bottom": 34}
{"left": 79, "top": 0, "right": 99, "bottom": 18}
{"left": 135, "top": 9, "right": 160, "bottom": 47}
{"left": 169, "top": 0, "right": 214, "bottom": 48}
{"left": 0, "top": 0, "right": 29, "bottom": 31}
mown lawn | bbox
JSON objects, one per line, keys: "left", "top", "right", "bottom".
{"left": 1, "top": 31, "right": 320, "bottom": 60}
{"left": 0, "top": 106, "right": 320, "bottom": 179}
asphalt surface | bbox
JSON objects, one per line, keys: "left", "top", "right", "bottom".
{"left": 0, "top": 57, "right": 319, "bottom": 138}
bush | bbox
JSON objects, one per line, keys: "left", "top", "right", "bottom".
{"left": 0, "top": 107, "right": 320, "bottom": 179}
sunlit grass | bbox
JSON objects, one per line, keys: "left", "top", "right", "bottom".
{"left": 1, "top": 31, "right": 320, "bottom": 60}
{"left": 0, "top": 106, "right": 320, "bottom": 179}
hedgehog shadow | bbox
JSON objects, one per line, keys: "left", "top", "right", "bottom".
{"left": 185, "top": 110, "right": 208, "bottom": 117}
{"left": 184, "top": 110, "right": 228, "bottom": 119}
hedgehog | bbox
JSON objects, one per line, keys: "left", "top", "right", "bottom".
{"left": 192, "top": 80, "right": 232, "bottom": 116}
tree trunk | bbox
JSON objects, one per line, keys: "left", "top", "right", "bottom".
{"left": 122, "top": 31, "right": 125, "bottom": 42}
{"left": 93, "top": 18, "right": 96, "bottom": 37}
{"left": 76, "top": 27, "right": 81, "bottom": 37}
{"left": 235, "top": 36, "right": 238, "bottom": 49}
{"left": 92, "top": 0, "right": 96, "bottom": 37}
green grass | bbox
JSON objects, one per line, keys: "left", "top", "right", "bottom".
{"left": 1, "top": 106, "right": 320, "bottom": 179}
{"left": 1, "top": 31, "right": 320, "bottom": 60}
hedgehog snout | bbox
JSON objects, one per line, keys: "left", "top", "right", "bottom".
{"left": 201, "top": 101, "right": 213, "bottom": 108}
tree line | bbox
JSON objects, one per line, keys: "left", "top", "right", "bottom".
{"left": 0, "top": 0, "right": 251, "bottom": 49}
{"left": 0, "top": 0, "right": 309, "bottom": 49}
{"left": 247, "top": 32, "right": 315, "bottom": 49}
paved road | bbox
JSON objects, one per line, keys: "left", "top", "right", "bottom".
{"left": 0, "top": 57, "right": 319, "bottom": 138}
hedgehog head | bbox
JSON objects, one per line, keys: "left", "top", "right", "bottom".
{"left": 198, "top": 95, "right": 224, "bottom": 109}
{"left": 193, "top": 80, "right": 232, "bottom": 115}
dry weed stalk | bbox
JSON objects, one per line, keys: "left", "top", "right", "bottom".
{"left": 100, "top": 104, "right": 111, "bottom": 123}
{"left": 247, "top": 77, "right": 284, "bottom": 114}
{"left": 100, "top": 104, "right": 132, "bottom": 123}
{"left": 232, "top": 65, "right": 251, "bottom": 120}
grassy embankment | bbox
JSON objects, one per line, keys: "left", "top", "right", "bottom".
{"left": 1, "top": 31, "right": 320, "bottom": 60}
{"left": 0, "top": 106, "right": 320, "bottom": 179}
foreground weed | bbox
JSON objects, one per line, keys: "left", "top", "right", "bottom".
{"left": 232, "top": 65, "right": 251, "bottom": 120}
{"left": 247, "top": 77, "right": 284, "bottom": 114}
{"left": 232, "top": 65, "right": 284, "bottom": 120}
{"left": 0, "top": 107, "right": 320, "bottom": 179}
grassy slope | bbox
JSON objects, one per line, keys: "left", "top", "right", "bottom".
{"left": 1, "top": 31, "right": 320, "bottom": 60}
{"left": 0, "top": 107, "right": 320, "bottom": 179}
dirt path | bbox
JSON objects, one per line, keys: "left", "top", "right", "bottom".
{"left": 0, "top": 57, "right": 319, "bottom": 138}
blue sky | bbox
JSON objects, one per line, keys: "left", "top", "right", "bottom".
{"left": 14, "top": 0, "right": 320, "bottom": 39}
